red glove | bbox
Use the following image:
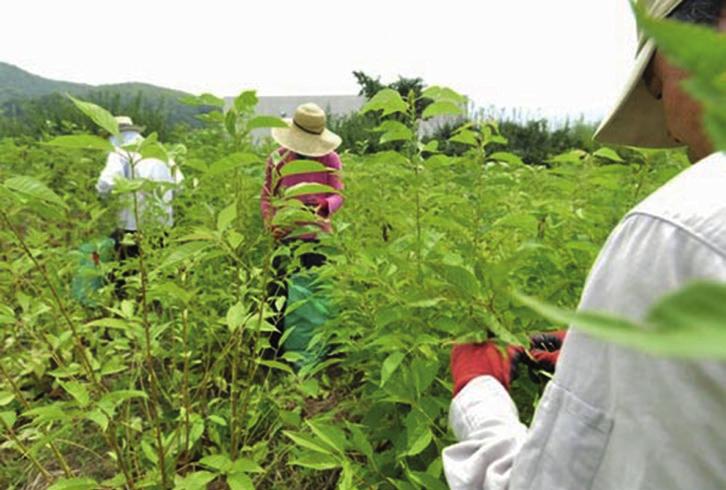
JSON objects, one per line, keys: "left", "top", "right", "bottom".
{"left": 526, "top": 330, "right": 567, "bottom": 372}
{"left": 451, "top": 342, "right": 523, "bottom": 396}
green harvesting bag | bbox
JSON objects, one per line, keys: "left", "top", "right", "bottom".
{"left": 71, "top": 237, "right": 115, "bottom": 306}
{"left": 283, "top": 272, "right": 332, "bottom": 370}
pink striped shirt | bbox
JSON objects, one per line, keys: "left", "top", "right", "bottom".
{"left": 261, "top": 148, "right": 344, "bottom": 240}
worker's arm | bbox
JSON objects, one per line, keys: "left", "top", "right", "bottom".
{"left": 96, "top": 152, "right": 126, "bottom": 196}
{"left": 323, "top": 153, "right": 344, "bottom": 215}
{"left": 443, "top": 375, "right": 528, "bottom": 490}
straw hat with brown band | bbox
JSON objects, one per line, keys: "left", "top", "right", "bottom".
{"left": 594, "top": 0, "right": 684, "bottom": 148}
{"left": 271, "top": 103, "right": 342, "bottom": 157}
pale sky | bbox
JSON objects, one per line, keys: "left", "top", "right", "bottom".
{"left": 2, "top": 0, "right": 638, "bottom": 122}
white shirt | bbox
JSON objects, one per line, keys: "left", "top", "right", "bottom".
{"left": 96, "top": 132, "right": 184, "bottom": 231}
{"left": 443, "top": 152, "right": 726, "bottom": 490}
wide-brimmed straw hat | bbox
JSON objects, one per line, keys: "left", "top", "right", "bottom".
{"left": 594, "top": 0, "right": 683, "bottom": 148}
{"left": 115, "top": 116, "right": 146, "bottom": 134}
{"left": 271, "top": 103, "right": 342, "bottom": 157}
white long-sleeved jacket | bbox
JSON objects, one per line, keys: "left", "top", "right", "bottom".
{"left": 443, "top": 152, "right": 726, "bottom": 490}
{"left": 96, "top": 132, "right": 184, "bottom": 231}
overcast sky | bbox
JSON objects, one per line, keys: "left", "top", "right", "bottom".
{"left": 2, "top": 0, "right": 638, "bottom": 122}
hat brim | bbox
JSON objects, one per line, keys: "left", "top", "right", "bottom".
{"left": 270, "top": 120, "right": 341, "bottom": 157}
{"left": 594, "top": 40, "right": 679, "bottom": 149}
{"left": 118, "top": 124, "right": 146, "bottom": 134}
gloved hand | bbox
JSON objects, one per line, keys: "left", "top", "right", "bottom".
{"left": 451, "top": 342, "right": 523, "bottom": 396}
{"left": 526, "top": 330, "right": 567, "bottom": 373}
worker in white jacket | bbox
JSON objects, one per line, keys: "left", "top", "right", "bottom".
{"left": 443, "top": 1, "right": 726, "bottom": 489}
{"left": 96, "top": 116, "right": 184, "bottom": 232}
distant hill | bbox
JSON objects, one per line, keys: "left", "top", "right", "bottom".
{"left": 0, "top": 62, "right": 210, "bottom": 137}
{"left": 0, "top": 62, "right": 190, "bottom": 105}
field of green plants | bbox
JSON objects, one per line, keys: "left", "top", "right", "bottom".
{"left": 0, "top": 84, "right": 690, "bottom": 490}
{"left": 0, "top": 10, "right": 724, "bottom": 490}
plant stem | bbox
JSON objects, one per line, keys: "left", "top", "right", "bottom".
{"left": 126, "top": 151, "right": 169, "bottom": 489}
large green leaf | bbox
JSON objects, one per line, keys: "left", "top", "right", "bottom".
{"left": 283, "top": 182, "right": 338, "bottom": 198}
{"left": 68, "top": 95, "right": 118, "bottom": 135}
{"left": 375, "top": 120, "right": 414, "bottom": 144}
{"left": 381, "top": 352, "right": 406, "bottom": 387}
{"left": 46, "top": 134, "right": 113, "bottom": 152}
{"left": 48, "top": 478, "right": 98, "bottom": 490}
{"left": 227, "top": 472, "right": 255, "bottom": 490}
{"left": 5, "top": 176, "right": 67, "bottom": 209}
{"left": 361, "top": 89, "right": 408, "bottom": 116}
{"left": 422, "top": 100, "right": 463, "bottom": 120}
{"left": 60, "top": 381, "right": 90, "bottom": 408}
{"left": 248, "top": 115, "right": 288, "bottom": 130}
{"left": 279, "top": 160, "right": 333, "bottom": 177}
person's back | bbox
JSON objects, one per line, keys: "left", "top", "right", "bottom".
{"left": 508, "top": 152, "right": 726, "bottom": 489}
{"left": 96, "top": 118, "right": 183, "bottom": 231}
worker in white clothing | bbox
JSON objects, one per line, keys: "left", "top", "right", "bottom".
{"left": 96, "top": 116, "right": 183, "bottom": 294}
{"left": 443, "top": 1, "right": 726, "bottom": 489}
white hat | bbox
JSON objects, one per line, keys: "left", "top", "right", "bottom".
{"left": 271, "top": 103, "right": 341, "bottom": 157}
{"left": 114, "top": 116, "right": 145, "bottom": 133}
{"left": 594, "top": 0, "right": 684, "bottom": 148}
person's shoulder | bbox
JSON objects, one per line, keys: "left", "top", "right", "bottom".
{"left": 322, "top": 151, "right": 342, "bottom": 167}
{"left": 627, "top": 152, "right": 726, "bottom": 255}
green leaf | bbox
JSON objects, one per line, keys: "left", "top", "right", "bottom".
{"left": 361, "top": 89, "right": 408, "bottom": 116}
{"left": 68, "top": 95, "right": 118, "bottom": 135}
{"left": 200, "top": 453, "right": 233, "bottom": 473}
{"left": 85, "top": 409, "right": 109, "bottom": 431}
{"left": 180, "top": 93, "right": 225, "bottom": 108}
{"left": 227, "top": 472, "right": 255, "bottom": 490}
{"left": 449, "top": 130, "right": 478, "bottom": 146}
{"left": 0, "top": 410, "right": 16, "bottom": 429}
{"left": 234, "top": 90, "right": 259, "bottom": 112}
{"left": 381, "top": 352, "right": 406, "bottom": 387}
{"left": 283, "top": 430, "right": 333, "bottom": 455}
{"left": 488, "top": 151, "right": 524, "bottom": 165}
{"left": 248, "top": 115, "right": 288, "bottom": 130}
{"left": 230, "top": 457, "right": 264, "bottom": 473}
{"left": 593, "top": 147, "right": 624, "bottom": 162}
{"left": 405, "top": 410, "right": 433, "bottom": 456}
{"left": 174, "top": 471, "right": 217, "bottom": 490}
{"left": 289, "top": 451, "right": 341, "bottom": 470}
{"left": 431, "top": 263, "right": 481, "bottom": 298}
{"left": 60, "top": 381, "right": 90, "bottom": 408}
{"left": 5, "top": 176, "right": 67, "bottom": 209}
{"left": 422, "top": 100, "right": 463, "bottom": 120}
{"left": 158, "top": 241, "right": 210, "bottom": 270}
{"left": 48, "top": 478, "right": 98, "bottom": 490}
{"left": 515, "top": 281, "right": 726, "bottom": 360}
{"left": 217, "top": 203, "right": 237, "bottom": 231}
{"left": 0, "top": 391, "right": 14, "bottom": 407}
{"left": 306, "top": 420, "right": 347, "bottom": 455}
{"left": 421, "top": 86, "right": 467, "bottom": 104}
{"left": 46, "top": 134, "right": 113, "bottom": 152}
{"left": 283, "top": 182, "right": 338, "bottom": 198}
{"left": 375, "top": 120, "right": 414, "bottom": 144}
{"left": 226, "top": 302, "right": 246, "bottom": 333}
{"left": 279, "top": 160, "right": 333, "bottom": 178}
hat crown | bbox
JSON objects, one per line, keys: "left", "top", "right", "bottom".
{"left": 293, "top": 103, "right": 326, "bottom": 135}
{"left": 115, "top": 116, "right": 133, "bottom": 125}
